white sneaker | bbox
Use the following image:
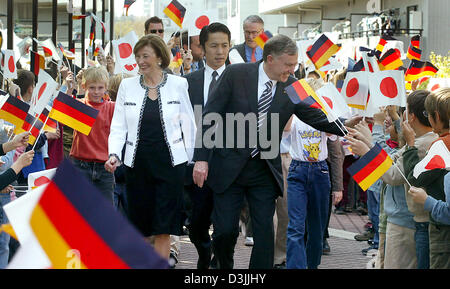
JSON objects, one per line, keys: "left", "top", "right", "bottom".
{"left": 245, "top": 237, "right": 254, "bottom": 246}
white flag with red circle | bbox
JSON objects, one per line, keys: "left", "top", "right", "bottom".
{"left": 187, "top": 11, "right": 217, "bottom": 37}
{"left": 30, "top": 69, "right": 58, "bottom": 116}
{"left": 368, "top": 70, "right": 406, "bottom": 108}
{"left": 341, "top": 71, "right": 370, "bottom": 110}
{"left": 316, "top": 83, "right": 351, "bottom": 122}
{"left": 427, "top": 78, "right": 449, "bottom": 92}
{"left": 2, "top": 50, "right": 17, "bottom": 79}
{"left": 413, "top": 140, "right": 450, "bottom": 178}
{"left": 27, "top": 168, "right": 57, "bottom": 191}
{"left": 112, "top": 31, "right": 139, "bottom": 75}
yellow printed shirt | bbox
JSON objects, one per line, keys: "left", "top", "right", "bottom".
{"left": 289, "top": 116, "right": 329, "bottom": 162}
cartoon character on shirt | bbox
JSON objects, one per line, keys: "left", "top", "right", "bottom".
{"left": 303, "top": 141, "right": 321, "bottom": 161}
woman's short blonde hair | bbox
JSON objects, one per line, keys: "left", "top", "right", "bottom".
{"left": 133, "top": 34, "right": 171, "bottom": 69}
{"left": 425, "top": 87, "right": 450, "bottom": 129}
{"left": 108, "top": 74, "right": 132, "bottom": 101}
{"left": 82, "top": 66, "right": 109, "bottom": 86}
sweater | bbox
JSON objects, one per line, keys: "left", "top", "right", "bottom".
{"left": 404, "top": 133, "right": 450, "bottom": 225}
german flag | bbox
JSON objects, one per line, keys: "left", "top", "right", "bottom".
{"left": 20, "top": 114, "right": 44, "bottom": 145}
{"left": 30, "top": 51, "right": 45, "bottom": 76}
{"left": 0, "top": 95, "right": 30, "bottom": 129}
{"left": 48, "top": 92, "right": 99, "bottom": 136}
{"left": 254, "top": 31, "right": 273, "bottom": 49}
{"left": 374, "top": 35, "right": 396, "bottom": 59}
{"left": 347, "top": 143, "right": 393, "bottom": 191}
{"left": 163, "top": 0, "right": 186, "bottom": 29}
{"left": 42, "top": 46, "right": 53, "bottom": 58}
{"left": 407, "top": 44, "right": 422, "bottom": 61}
{"left": 93, "top": 46, "right": 100, "bottom": 57}
{"left": 411, "top": 35, "right": 420, "bottom": 48}
{"left": 405, "top": 60, "right": 438, "bottom": 82}
{"left": 285, "top": 79, "right": 328, "bottom": 116}
{"left": 306, "top": 34, "right": 341, "bottom": 69}
{"left": 29, "top": 159, "right": 169, "bottom": 269}
{"left": 124, "top": 0, "right": 136, "bottom": 16}
{"left": 379, "top": 49, "right": 403, "bottom": 70}
{"left": 72, "top": 14, "right": 88, "bottom": 20}
{"left": 89, "top": 18, "right": 95, "bottom": 47}
{"left": 168, "top": 49, "right": 183, "bottom": 69}
{"left": 39, "top": 106, "right": 58, "bottom": 133}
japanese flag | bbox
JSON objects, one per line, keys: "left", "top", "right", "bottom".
{"left": 27, "top": 168, "right": 57, "bottom": 191}
{"left": 17, "top": 37, "right": 32, "bottom": 57}
{"left": 413, "top": 140, "right": 450, "bottom": 178}
{"left": 319, "top": 56, "right": 343, "bottom": 72}
{"left": 316, "top": 83, "right": 351, "bottom": 122}
{"left": 427, "top": 78, "right": 449, "bottom": 92}
{"left": 30, "top": 70, "right": 58, "bottom": 116}
{"left": 228, "top": 49, "right": 244, "bottom": 64}
{"left": 112, "top": 31, "right": 139, "bottom": 75}
{"left": 2, "top": 49, "right": 17, "bottom": 79}
{"left": 368, "top": 70, "right": 407, "bottom": 108}
{"left": 186, "top": 11, "right": 218, "bottom": 36}
{"left": 341, "top": 71, "right": 369, "bottom": 110}
{"left": 33, "top": 38, "right": 61, "bottom": 61}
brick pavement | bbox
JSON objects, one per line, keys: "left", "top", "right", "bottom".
{"left": 176, "top": 211, "right": 374, "bottom": 269}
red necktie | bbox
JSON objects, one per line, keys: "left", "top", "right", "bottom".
{"left": 251, "top": 48, "right": 256, "bottom": 63}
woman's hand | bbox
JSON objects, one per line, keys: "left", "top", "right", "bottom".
{"left": 105, "top": 155, "right": 120, "bottom": 173}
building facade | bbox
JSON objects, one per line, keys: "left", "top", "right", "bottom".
{"left": 259, "top": 0, "right": 450, "bottom": 59}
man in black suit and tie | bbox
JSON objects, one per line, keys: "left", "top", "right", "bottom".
{"left": 230, "top": 15, "right": 264, "bottom": 63}
{"left": 184, "top": 23, "right": 231, "bottom": 269}
{"left": 192, "top": 34, "right": 345, "bottom": 269}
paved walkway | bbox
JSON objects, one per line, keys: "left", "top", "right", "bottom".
{"left": 176, "top": 211, "right": 374, "bottom": 269}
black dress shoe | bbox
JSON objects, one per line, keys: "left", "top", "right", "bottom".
{"left": 322, "top": 239, "right": 331, "bottom": 255}
{"left": 273, "top": 261, "right": 286, "bottom": 269}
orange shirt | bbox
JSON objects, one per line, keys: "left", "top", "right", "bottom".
{"left": 70, "top": 97, "right": 115, "bottom": 162}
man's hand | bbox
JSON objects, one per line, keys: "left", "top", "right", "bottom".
{"left": 346, "top": 136, "right": 370, "bottom": 156}
{"left": 332, "top": 191, "right": 343, "bottom": 206}
{"left": 105, "top": 155, "right": 120, "bottom": 173}
{"left": 408, "top": 187, "right": 428, "bottom": 206}
{"left": 193, "top": 161, "right": 208, "bottom": 188}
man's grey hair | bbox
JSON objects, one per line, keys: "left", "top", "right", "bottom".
{"left": 263, "top": 34, "right": 298, "bottom": 61}
{"left": 243, "top": 15, "right": 264, "bottom": 26}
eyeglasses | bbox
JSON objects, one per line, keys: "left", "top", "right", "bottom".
{"left": 150, "top": 29, "right": 164, "bottom": 34}
{"left": 244, "top": 30, "right": 263, "bottom": 36}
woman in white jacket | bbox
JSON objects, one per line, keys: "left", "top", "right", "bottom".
{"left": 105, "top": 35, "right": 196, "bottom": 260}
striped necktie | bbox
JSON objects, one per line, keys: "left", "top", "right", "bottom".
{"left": 251, "top": 80, "right": 274, "bottom": 158}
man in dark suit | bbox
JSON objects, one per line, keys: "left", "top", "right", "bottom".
{"left": 184, "top": 23, "right": 231, "bottom": 269}
{"left": 192, "top": 34, "right": 345, "bottom": 269}
{"left": 230, "top": 15, "right": 264, "bottom": 63}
